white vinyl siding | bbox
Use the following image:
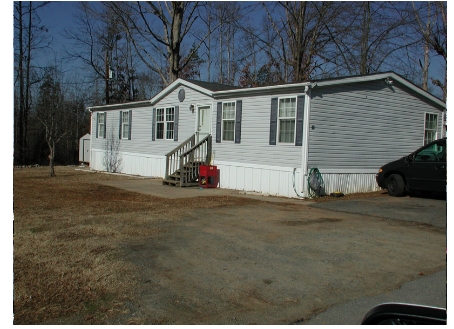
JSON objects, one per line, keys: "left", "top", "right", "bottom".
{"left": 424, "top": 113, "right": 438, "bottom": 145}
{"left": 215, "top": 94, "right": 303, "bottom": 169}
{"left": 90, "top": 86, "right": 212, "bottom": 172}
{"left": 156, "top": 107, "right": 175, "bottom": 140}
{"left": 308, "top": 80, "right": 444, "bottom": 171}
{"left": 278, "top": 97, "right": 296, "bottom": 143}
{"left": 222, "top": 102, "right": 235, "bottom": 141}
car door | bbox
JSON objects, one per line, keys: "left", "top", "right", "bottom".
{"left": 404, "top": 140, "right": 446, "bottom": 192}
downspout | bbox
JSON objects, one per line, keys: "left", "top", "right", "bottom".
{"left": 301, "top": 84, "right": 312, "bottom": 197}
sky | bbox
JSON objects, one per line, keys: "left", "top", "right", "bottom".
{"left": 10, "top": 1, "right": 450, "bottom": 95}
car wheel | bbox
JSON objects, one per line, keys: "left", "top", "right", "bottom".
{"left": 387, "top": 174, "right": 406, "bottom": 197}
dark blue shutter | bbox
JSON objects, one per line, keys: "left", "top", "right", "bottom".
{"left": 295, "top": 96, "right": 305, "bottom": 146}
{"left": 269, "top": 98, "right": 278, "bottom": 145}
{"left": 95, "top": 113, "right": 99, "bottom": 138}
{"left": 152, "top": 108, "right": 156, "bottom": 141}
{"left": 216, "top": 102, "right": 222, "bottom": 143}
{"left": 235, "top": 100, "right": 242, "bottom": 144}
{"left": 128, "top": 111, "right": 132, "bottom": 140}
{"left": 119, "top": 111, "right": 123, "bottom": 139}
{"left": 174, "top": 106, "right": 179, "bottom": 141}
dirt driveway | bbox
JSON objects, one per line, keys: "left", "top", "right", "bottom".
{"left": 14, "top": 168, "right": 446, "bottom": 325}
{"left": 113, "top": 184, "right": 446, "bottom": 324}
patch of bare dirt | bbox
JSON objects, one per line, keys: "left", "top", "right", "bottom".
{"left": 13, "top": 166, "right": 446, "bottom": 325}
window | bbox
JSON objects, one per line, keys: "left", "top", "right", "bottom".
{"left": 222, "top": 102, "right": 235, "bottom": 141}
{"left": 278, "top": 97, "right": 296, "bottom": 143}
{"left": 121, "top": 111, "right": 130, "bottom": 139}
{"left": 424, "top": 113, "right": 438, "bottom": 145}
{"left": 216, "top": 101, "right": 242, "bottom": 144}
{"left": 97, "top": 112, "right": 106, "bottom": 138}
{"left": 156, "top": 107, "right": 175, "bottom": 140}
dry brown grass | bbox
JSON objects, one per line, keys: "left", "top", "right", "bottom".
{"left": 13, "top": 166, "right": 391, "bottom": 324}
{"left": 13, "top": 166, "right": 253, "bottom": 324}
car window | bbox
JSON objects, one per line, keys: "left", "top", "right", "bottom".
{"left": 414, "top": 141, "right": 446, "bottom": 162}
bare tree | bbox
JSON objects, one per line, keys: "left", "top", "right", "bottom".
{"left": 198, "top": 1, "right": 257, "bottom": 84}
{"left": 105, "top": 1, "right": 202, "bottom": 85}
{"left": 319, "top": 2, "right": 421, "bottom": 78}
{"left": 64, "top": 2, "right": 143, "bottom": 104}
{"left": 14, "top": 1, "right": 50, "bottom": 165}
{"left": 102, "top": 124, "right": 123, "bottom": 173}
{"left": 35, "top": 68, "right": 71, "bottom": 177}
{"left": 212, "top": 2, "right": 240, "bottom": 84}
{"left": 258, "top": 1, "right": 338, "bottom": 83}
{"left": 411, "top": 1, "right": 447, "bottom": 101}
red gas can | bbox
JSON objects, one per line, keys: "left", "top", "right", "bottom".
{"left": 199, "top": 165, "right": 219, "bottom": 188}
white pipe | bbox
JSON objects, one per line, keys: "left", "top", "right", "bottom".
{"left": 301, "top": 85, "right": 312, "bottom": 197}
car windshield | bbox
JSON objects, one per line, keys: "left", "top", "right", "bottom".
{"left": 414, "top": 141, "right": 445, "bottom": 162}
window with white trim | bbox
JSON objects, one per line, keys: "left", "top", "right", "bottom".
{"left": 278, "top": 97, "right": 296, "bottom": 143}
{"left": 98, "top": 112, "right": 106, "bottom": 138}
{"left": 121, "top": 111, "right": 130, "bottom": 139}
{"left": 156, "top": 107, "right": 175, "bottom": 140}
{"left": 222, "top": 102, "right": 235, "bottom": 141}
{"left": 424, "top": 113, "right": 438, "bottom": 145}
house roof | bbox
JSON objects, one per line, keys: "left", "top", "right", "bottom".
{"left": 88, "top": 72, "right": 445, "bottom": 111}
{"left": 87, "top": 99, "right": 151, "bottom": 112}
{"left": 185, "top": 79, "right": 242, "bottom": 92}
{"left": 149, "top": 78, "right": 242, "bottom": 105}
{"left": 310, "top": 72, "right": 445, "bottom": 109}
{"left": 211, "top": 72, "right": 445, "bottom": 109}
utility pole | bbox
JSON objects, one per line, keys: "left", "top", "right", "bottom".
{"left": 105, "top": 49, "right": 109, "bottom": 104}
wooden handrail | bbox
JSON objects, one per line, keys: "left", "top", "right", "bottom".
{"left": 178, "top": 135, "right": 212, "bottom": 186}
{"left": 165, "top": 134, "right": 195, "bottom": 157}
{"left": 164, "top": 134, "right": 212, "bottom": 187}
{"left": 164, "top": 134, "right": 196, "bottom": 181}
{"left": 180, "top": 134, "right": 211, "bottom": 157}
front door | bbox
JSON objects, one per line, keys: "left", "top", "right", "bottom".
{"left": 197, "top": 105, "right": 211, "bottom": 142}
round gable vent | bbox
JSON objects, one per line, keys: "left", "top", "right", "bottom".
{"left": 178, "top": 88, "right": 185, "bottom": 102}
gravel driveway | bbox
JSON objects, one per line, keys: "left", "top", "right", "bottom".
{"left": 118, "top": 192, "right": 446, "bottom": 325}
{"left": 310, "top": 194, "right": 447, "bottom": 229}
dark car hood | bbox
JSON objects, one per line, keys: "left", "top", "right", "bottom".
{"left": 381, "top": 156, "right": 410, "bottom": 171}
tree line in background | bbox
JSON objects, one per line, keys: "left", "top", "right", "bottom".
{"left": 14, "top": 1, "right": 447, "bottom": 174}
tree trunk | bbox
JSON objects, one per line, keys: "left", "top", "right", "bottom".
{"left": 169, "top": 2, "right": 184, "bottom": 82}
{"left": 49, "top": 141, "right": 56, "bottom": 177}
{"left": 17, "top": 2, "right": 25, "bottom": 165}
{"left": 360, "top": 2, "right": 371, "bottom": 75}
{"left": 207, "top": 13, "right": 212, "bottom": 82}
{"left": 421, "top": 3, "right": 431, "bottom": 91}
{"left": 422, "top": 40, "right": 429, "bottom": 90}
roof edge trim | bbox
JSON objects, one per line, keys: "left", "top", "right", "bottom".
{"left": 313, "top": 72, "right": 445, "bottom": 108}
{"left": 149, "top": 78, "right": 214, "bottom": 105}
{"left": 213, "top": 82, "right": 312, "bottom": 97}
{"left": 87, "top": 100, "right": 151, "bottom": 112}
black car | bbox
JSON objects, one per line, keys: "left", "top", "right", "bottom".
{"left": 376, "top": 138, "right": 446, "bottom": 197}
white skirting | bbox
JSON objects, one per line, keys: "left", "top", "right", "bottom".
{"left": 90, "top": 150, "right": 380, "bottom": 198}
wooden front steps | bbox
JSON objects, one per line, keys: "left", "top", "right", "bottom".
{"left": 162, "top": 162, "right": 201, "bottom": 187}
{"left": 163, "top": 134, "right": 212, "bottom": 187}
